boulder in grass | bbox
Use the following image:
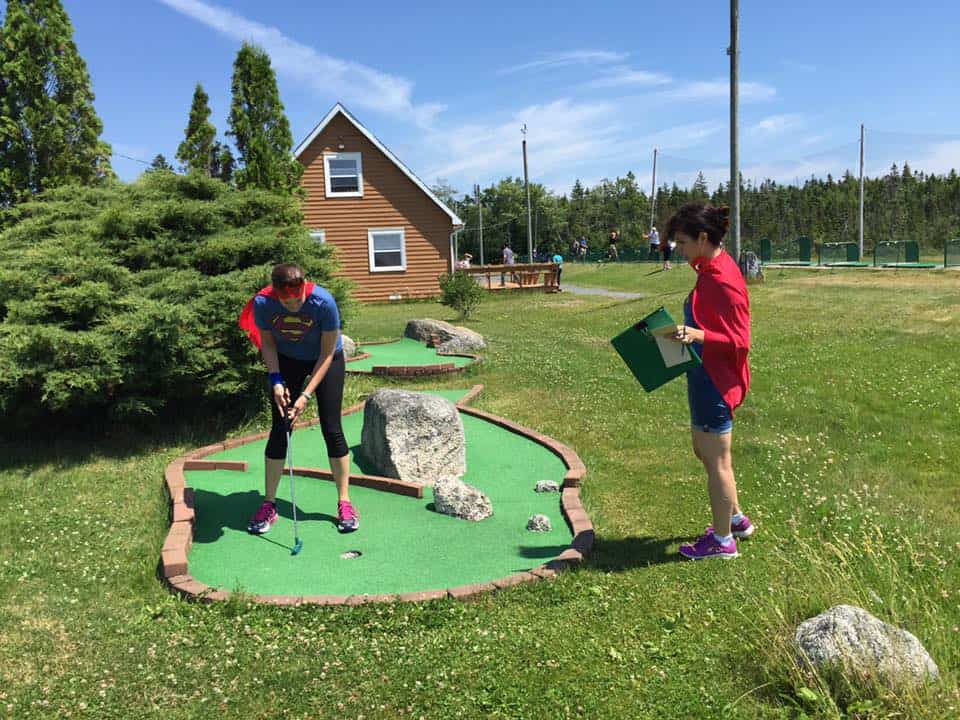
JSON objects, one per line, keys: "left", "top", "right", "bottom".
{"left": 432, "top": 476, "right": 493, "bottom": 521}
{"left": 359, "top": 390, "right": 466, "bottom": 486}
{"left": 795, "top": 605, "right": 939, "bottom": 688}
{"left": 739, "top": 251, "right": 764, "bottom": 282}
{"left": 404, "top": 319, "right": 486, "bottom": 354}
{"left": 341, "top": 334, "right": 357, "bottom": 358}
{"left": 527, "top": 514, "right": 552, "bottom": 532}
{"left": 534, "top": 480, "right": 560, "bottom": 493}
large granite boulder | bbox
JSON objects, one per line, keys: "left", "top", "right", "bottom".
{"left": 404, "top": 319, "right": 486, "bottom": 354}
{"left": 795, "top": 605, "right": 939, "bottom": 688}
{"left": 433, "top": 476, "right": 493, "bottom": 521}
{"left": 739, "top": 251, "right": 764, "bottom": 282}
{"left": 359, "top": 390, "right": 466, "bottom": 486}
{"left": 341, "top": 334, "right": 358, "bottom": 358}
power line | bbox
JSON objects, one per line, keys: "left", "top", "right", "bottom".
{"left": 113, "top": 152, "right": 153, "bottom": 166}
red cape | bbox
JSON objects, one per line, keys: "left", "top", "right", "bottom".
{"left": 238, "top": 282, "right": 316, "bottom": 350}
{"left": 689, "top": 251, "right": 751, "bottom": 413}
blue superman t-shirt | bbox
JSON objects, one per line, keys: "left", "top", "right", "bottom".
{"left": 253, "top": 286, "right": 343, "bottom": 361}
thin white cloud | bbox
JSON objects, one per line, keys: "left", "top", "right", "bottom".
{"left": 642, "top": 121, "right": 724, "bottom": 150}
{"left": 867, "top": 140, "right": 960, "bottom": 177}
{"left": 661, "top": 79, "right": 776, "bottom": 102}
{"left": 586, "top": 66, "right": 673, "bottom": 89}
{"left": 423, "top": 100, "right": 728, "bottom": 193}
{"left": 157, "top": 0, "right": 444, "bottom": 128}
{"left": 424, "top": 99, "right": 620, "bottom": 181}
{"left": 749, "top": 113, "right": 803, "bottom": 136}
{"left": 498, "top": 50, "right": 629, "bottom": 75}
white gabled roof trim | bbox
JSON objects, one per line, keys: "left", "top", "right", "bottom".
{"left": 294, "top": 103, "right": 462, "bottom": 226}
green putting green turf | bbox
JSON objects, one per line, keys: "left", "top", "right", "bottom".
{"left": 185, "top": 390, "right": 572, "bottom": 596}
{"left": 346, "top": 337, "right": 477, "bottom": 372}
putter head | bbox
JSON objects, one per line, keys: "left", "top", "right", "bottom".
{"left": 291, "top": 538, "right": 303, "bottom": 556}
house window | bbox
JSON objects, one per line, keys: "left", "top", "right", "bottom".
{"left": 368, "top": 228, "right": 406, "bottom": 272}
{"left": 323, "top": 152, "right": 363, "bottom": 197}
{"left": 310, "top": 229, "right": 326, "bottom": 244}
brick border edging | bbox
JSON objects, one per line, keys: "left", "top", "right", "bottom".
{"left": 344, "top": 338, "right": 482, "bottom": 377}
{"left": 161, "top": 384, "right": 592, "bottom": 605}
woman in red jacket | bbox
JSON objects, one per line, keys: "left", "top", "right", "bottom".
{"left": 666, "top": 203, "right": 754, "bottom": 560}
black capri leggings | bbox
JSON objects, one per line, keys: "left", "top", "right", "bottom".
{"left": 265, "top": 350, "right": 348, "bottom": 460}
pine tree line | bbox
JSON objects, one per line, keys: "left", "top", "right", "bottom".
{"left": 444, "top": 164, "right": 960, "bottom": 260}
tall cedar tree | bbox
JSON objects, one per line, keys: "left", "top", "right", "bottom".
{"left": 0, "top": 0, "right": 112, "bottom": 206}
{"left": 175, "top": 83, "right": 217, "bottom": 175}
{"left": 227, "top": 43, "right": 302, "bottom": 194}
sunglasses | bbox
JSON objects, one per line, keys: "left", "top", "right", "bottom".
{"left": 275, "top": 281, "right": 305, "bottom": 300}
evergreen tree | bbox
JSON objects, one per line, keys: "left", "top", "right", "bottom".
{"left": 0, "top": 0, "right": 112, "bottom": 206}
{"left": 149, "top": 154, "right": 174, "bottom": 172}
{"left": 227, "top": 43, "right": 302, "bottom": 194}
{"left": 175, "top": 83, "right": 217, "bottom": 175}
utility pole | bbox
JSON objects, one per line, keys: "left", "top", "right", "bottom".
{"left": 858, "top": 123, "right": 865, "bottom": 260}
{"left": 475, "top": 183, "right": 485, "bottom": 265}
{"left": 649, "top": 147, "right": 658, "bottom": 230}
{"left": 522, "top": 124, "right": 533, "bottom": 263}
{"left": 728, "top": 0, "right": 741, "bottom": 262}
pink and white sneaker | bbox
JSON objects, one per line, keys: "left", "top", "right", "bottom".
{"left": 337, "top": 500, "right": 359, "bottom": 533}
{"left": 679, "top": 531, "right": 739, "bottom": 560}
{"left": 247, "top": 501, "right": 278, "bottom": 535}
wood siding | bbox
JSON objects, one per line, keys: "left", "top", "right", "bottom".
{"left": 298, "top": 113, "right": 454, "bottom": 302}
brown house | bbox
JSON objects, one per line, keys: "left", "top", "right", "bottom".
{"left": 294, "top": 104, "right": 463, "bottom": 302}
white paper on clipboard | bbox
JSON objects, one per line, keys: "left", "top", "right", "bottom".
{"left": 654, "top": 334, "right": 688, "bottom": 368}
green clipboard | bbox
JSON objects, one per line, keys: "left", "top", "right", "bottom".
{"left": 610, "top": 306, "right": 701, "bottom": 392}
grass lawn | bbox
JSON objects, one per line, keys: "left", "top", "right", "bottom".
{"left": 2, "top": 267, "right": 958, "bottom": 719}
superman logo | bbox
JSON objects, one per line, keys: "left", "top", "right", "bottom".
{"left": 271, "top": 313, "right": 315, "bottom": 343}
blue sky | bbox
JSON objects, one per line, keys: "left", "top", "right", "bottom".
{"left": 21, "top": 0, "right": 960, "bottom": 194}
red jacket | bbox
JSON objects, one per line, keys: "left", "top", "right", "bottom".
{"left": 237, "top": 282, "right": 316, "bottom": 350}
{"left": 690, "top": 250, "right": 751, "bottom": 413}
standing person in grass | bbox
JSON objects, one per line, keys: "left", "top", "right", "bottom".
{"left": 661, "top": 234, "right": 676, "bottom": 270}
{"left": 238, "top": 263, "right": 359, "bottom": 535}
{"left": 666, "top": 203, "right": 753, "bottom": 560}
{"left": 552, "top": 250, "right": 564, "bottom": 290}
{"left": 607, "top": 229, "right": 620, "bottom": 261}
{"left": 645, "top": 225, "right": 660, "bottom": 261}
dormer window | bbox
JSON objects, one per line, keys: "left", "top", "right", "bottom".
{"left": 323, "top": 152, "right": 363, "bottom": 197}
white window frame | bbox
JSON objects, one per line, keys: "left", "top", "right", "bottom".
{"left": 323, "top": 152, "right": 363, "bottom": 198}
{"left": 368, "top": 227, "right": 406, "bottom": 273}
{"left": 309, "top": 229, "right": 326, "bottom": 244}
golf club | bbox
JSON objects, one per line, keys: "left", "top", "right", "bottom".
{"left": 285, "top": 417, "right": 303, "bottom": 556}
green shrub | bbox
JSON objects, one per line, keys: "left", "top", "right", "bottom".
{"left": 0, "top": 172, "right": 350, "bottom": 426}
{"left": 438, "top": 270, "right": 484, "bottom": 319}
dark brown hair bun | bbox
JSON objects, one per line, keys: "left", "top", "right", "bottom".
{"left": 665, "top": 202, "right": 729, "bottom": 247}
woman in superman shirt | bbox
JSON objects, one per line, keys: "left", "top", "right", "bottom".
{"left": 666, "top": 203, "right": 755, "bottom": 560}
{"left": 238, "top": 263, "right": 359, "bottom": 535}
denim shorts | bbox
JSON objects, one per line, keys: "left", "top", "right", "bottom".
{"left": 686, "top": 366, "right": 733, "bottom": 434}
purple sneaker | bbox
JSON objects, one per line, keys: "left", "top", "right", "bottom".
{"left": 679, "top": 531, "right": 739, "bottom": 561}
{"left": 707, "top": 515, "right": 755, "bottom": 540}
{"left": 247, "top": 501, "right": 278, "bottom": 535}
{"left": 731, "top": 514, "right": 755, "bottom": 539}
